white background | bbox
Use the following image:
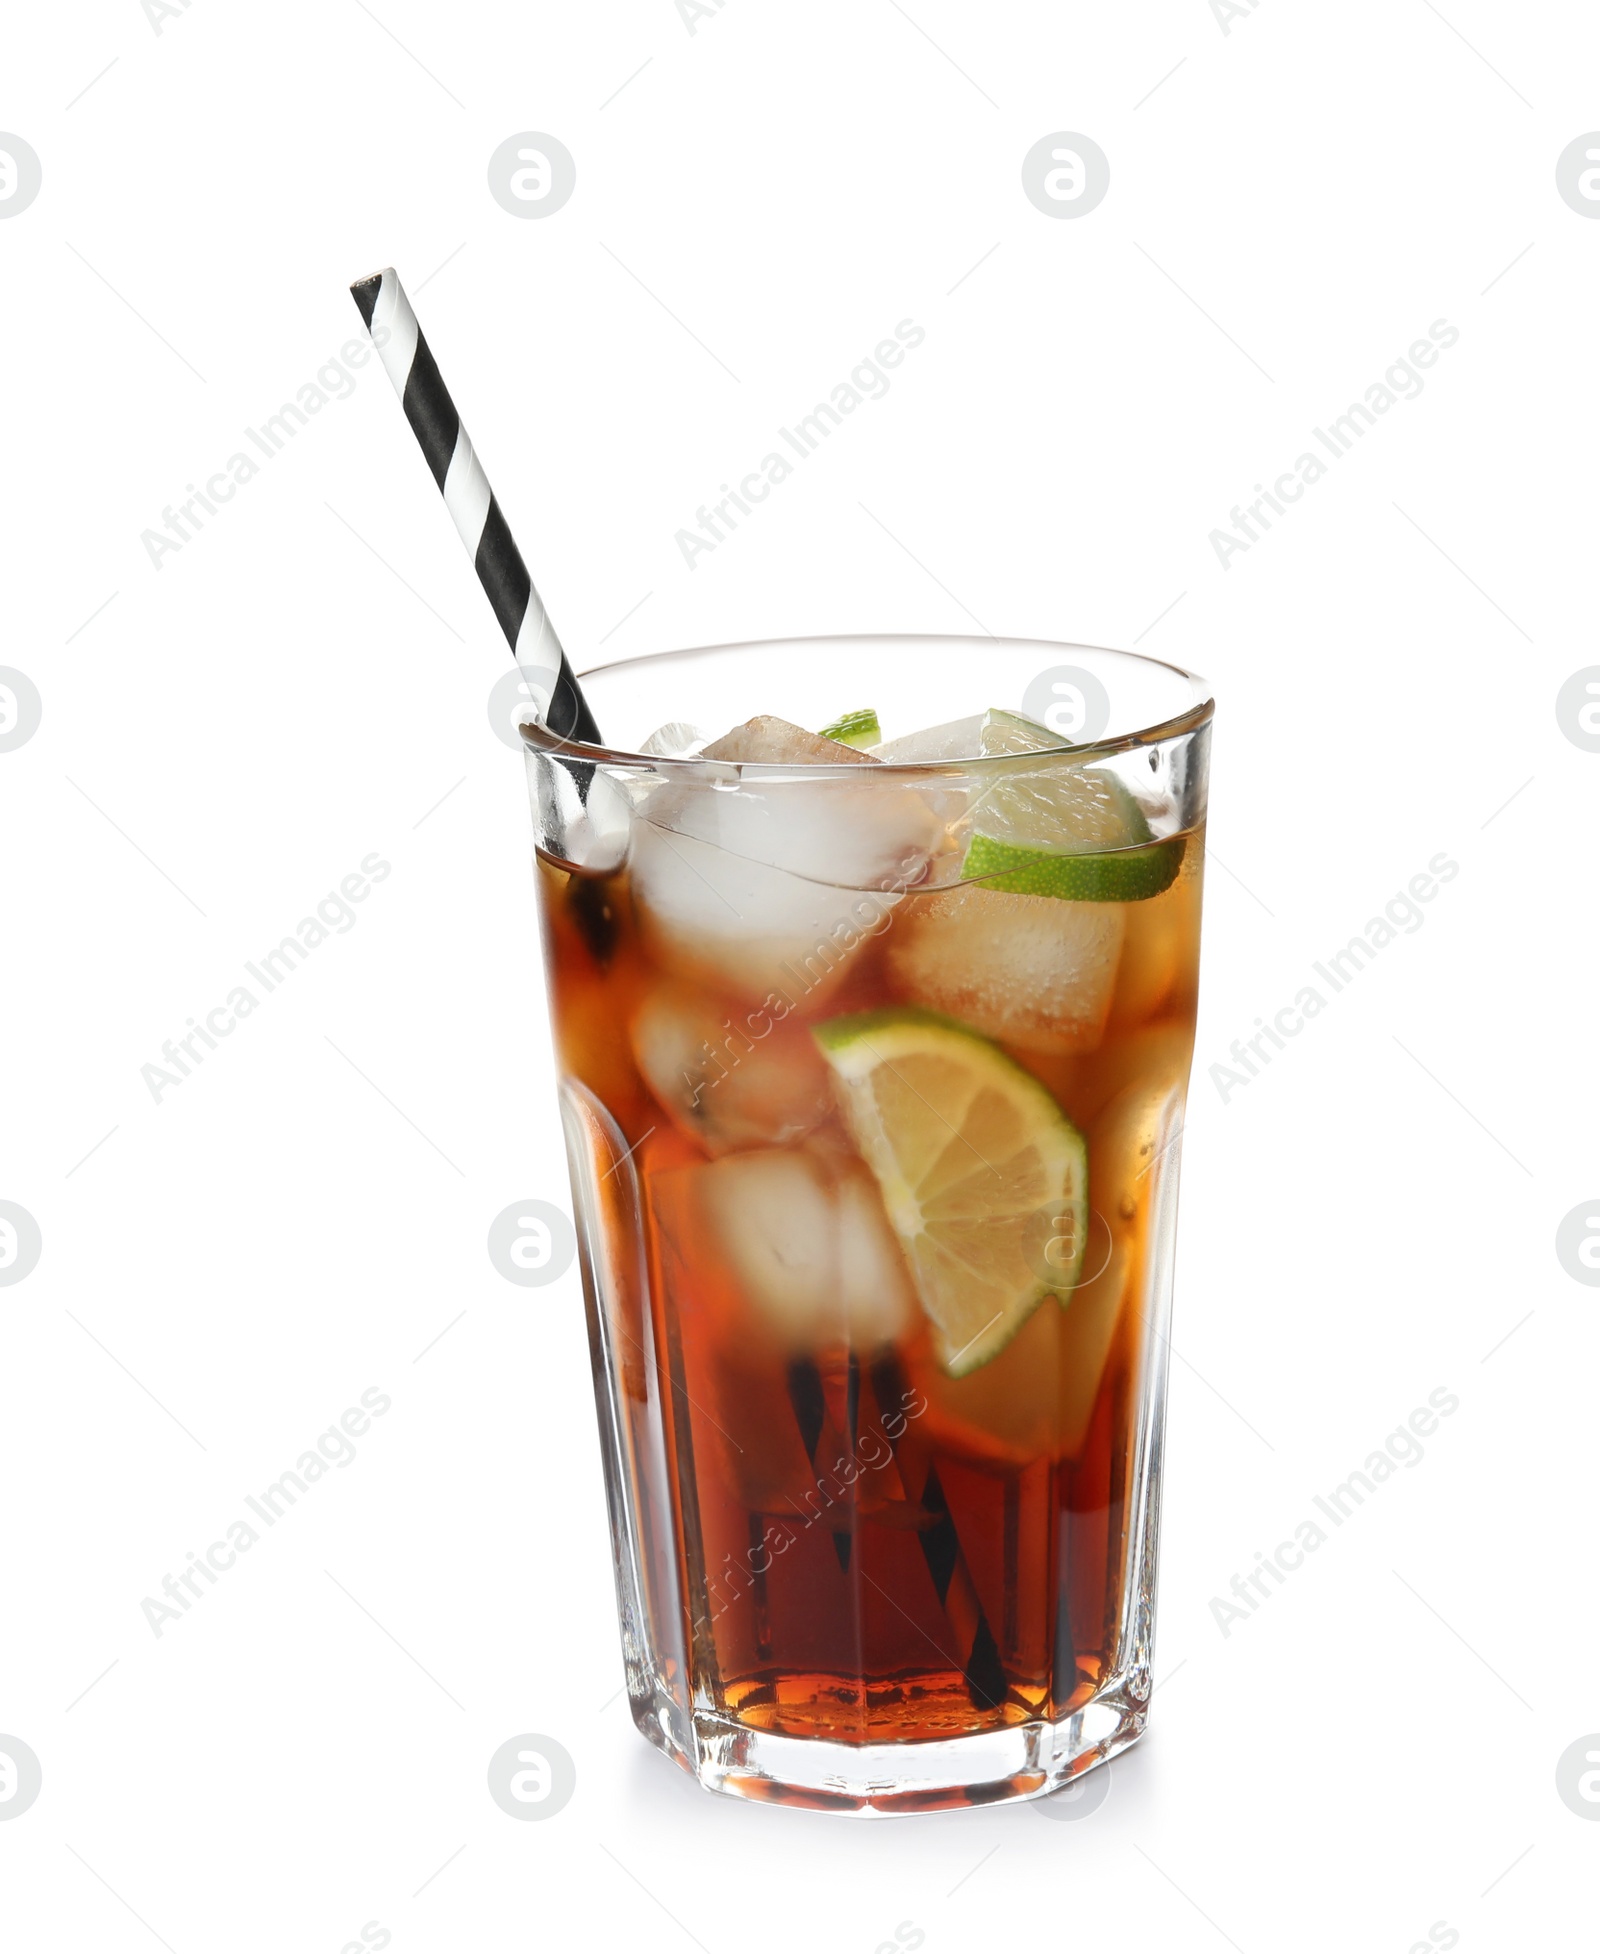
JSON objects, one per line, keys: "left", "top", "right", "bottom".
{"left": 4, "top": 1, "right": 1598, "bottom": 1948}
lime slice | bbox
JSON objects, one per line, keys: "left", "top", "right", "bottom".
{"left": 962, "top": 707, "right": 1184, "bottom": 901}
{"left": 818, "top": 706, "right": 881, "bottom": 749}
{"left": 965, "top": 831, "right": 1186, "bottom": 901}
{"left": 813, "top": 1007, "right": 1088, "bottom": 1376}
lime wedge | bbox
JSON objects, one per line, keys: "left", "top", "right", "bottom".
{"left": 818, "top": 706, "right": 881, "bottom": 749}
{"left": 813, "top": 1007, "right": 1088, "bottom": 1376}
{"left": 965, "top": 831, "right": 1186, "bottom": 901}
{"left": 962, "top": 707, "right": 1184, "bottom": 900}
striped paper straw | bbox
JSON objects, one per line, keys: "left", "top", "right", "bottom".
{"left": 870, "top": 1351, "right": 1008, "bottom": 1712}
{"left": 349, "top": 267, "right": 600, "bottom": 745}
{"left": 786, "top": 1353, "right": 861, "bottom": 1571}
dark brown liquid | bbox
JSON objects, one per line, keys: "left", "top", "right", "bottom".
{"left": 537, "top": 840, "right": 1201, "bottom": 1744}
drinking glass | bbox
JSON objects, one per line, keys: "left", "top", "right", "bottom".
{"left": 520, "top": 635, "right": 1211, "bottom": 1814}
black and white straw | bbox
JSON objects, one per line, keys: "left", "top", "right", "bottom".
{"left": 350, "top": 267, "right": 600, "bottom": 745}
{"left": 870, "top": 1350, "right": 1008, "bottom": 1711}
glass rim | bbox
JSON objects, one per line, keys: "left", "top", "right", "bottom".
{"left": 519, "top": 632, "right": 1214, "bottom": 776}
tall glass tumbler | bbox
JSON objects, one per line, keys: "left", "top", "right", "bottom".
{"left": 520, "top": 637, "right": 1211, "bottom": 1814}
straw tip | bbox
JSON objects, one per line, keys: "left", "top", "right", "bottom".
{"left": 349, "top": 267, "right": 395, "bottom": 326}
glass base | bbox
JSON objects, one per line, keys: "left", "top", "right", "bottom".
{"left": 630, "top": 1665, "right": 1150, "bottom": 1816}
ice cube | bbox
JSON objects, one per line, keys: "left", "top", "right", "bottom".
{"left": 527, "top": 751, "right": 634, "bottom": 873}
{"left": 873, "top": 710, "right": 1143, "bottom": 895}
{"left": 874, "top": 708, "right": 1058, "bottom": 773}
{"left": 664, "top": 716, "right": 946, "bottom": 885}
{"left": 872, "top": 713, "right": 987, "bottom": 764}
{"left": 630, "top": 982, "right": 834, "bottom": 1154}
{"left": 1071, "top": 1018, "right": 1193, "bottom": 1127}
{"left": 887, "top": 884, "right": 1125, "bottom": 1054}
{"left": 1106, "top": 865, "right": 1197, "bottom": 1029}
{"left": 1048, "top": 1077, "right": 1184, "bottom": 1451}
{"left": 684, "top": 1147, "right": 917, "bottom": 1351}
{"left": 630, "top": 824, "right": 901, "bottom": 1005}
{"left": 980, "top": 708, "right": 1066, "bottom": 754}
{"left": 877, "top": 710, "right": 1150, "bottom": 877}
{"left": 1057, "top": 1237, "right": 1130, "bottom": 1456}
{"left": 1090, "top": 1075, "right": 1183, "bottom": 1228}
{"left": 972, "top": 710, "right": 1156, "bottom": 856}
{"left": 703, "top": 715, "right": 877, "bottom": 768}
{"left": 640, "top": 721, "right": 708, "bottom": 758}
{"left": 630, "top": 715, "right": 949, "bottom": 1005}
